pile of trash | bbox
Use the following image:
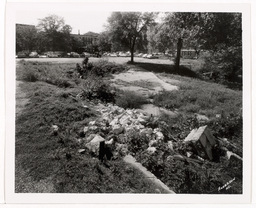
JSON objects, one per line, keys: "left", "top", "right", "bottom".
{"left": 72, "top": 102, "right": 242, "bottom": 165}
{"left": 78, "top": 103, "right": 166, "bottom": 159}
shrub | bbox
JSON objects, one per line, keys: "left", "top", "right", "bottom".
{"left": 200, "top": 46, "right": 242, "bottom": 84}
{"left": 81, "top": 74, "right": 115, "bottom": 103}
{"left": 115, "top": 90, "right": 148, "bottom": 109}
{"left": 81, "top": 59, "right": 128, "bottom": 77}
{"left": 21, "top": 68, "right": 38, "bottom": 82}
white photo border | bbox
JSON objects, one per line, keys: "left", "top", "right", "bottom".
{"left": 4, "top": 1, "right": 252, "bottom": 204}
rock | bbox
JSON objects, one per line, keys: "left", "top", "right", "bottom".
{"left": 105, "top": 138, "right": 114, "bottom": 145}
{"left": 172, "top": 154, "right": 185, "bottom": 161}
{"left": 89, "top": 121, "right": 96, "bottom": 126}
{"left": 89, "top": 125, "right": 98, "bottom": 131}
{"left": 216, "top": 114, "right": 222, "bottom": 118}
{"left": 137, "top": 117, "right": 147, "bottom": 125}
{"left": 85, "top": 134, "right": 96, "bottom": 143}
{"left": 78, "top": 149, "right": 86, "bottom": 154}
{"left": 186, "top": 151, "right": 193, "bottom": 158}
{"left": 155, "top": 189, "right": 161, "bottom": 193}
{"left": 184, "top": 125, "right": 216, "bottom": 160}
{"left": 137, "top": 124, "right": 145, "bottom": 129}
{"left": 85, "top": 134, "right": 105, "bottom": 155}
{"left": 155, "top": 131, "right": 164, "bottom": 140}
{"left": 226, "top": 151, "right": 242, "bottom": 161}
{"left": 147, "top": 147, "right": 157, "bottom": 154}
{"left": 153, "top": 128, "right": 161, "bottom": 133}
{"left": 110, "top": 118, "right": 119, "bottom": 127}
{"left": 149, "top": 139, "right": 158, "bottom": 147}
{"left": 112, "top": 125, "right": 124, "bottom": 135}
{"left": 82, "top": 104, "right": 89, "bottom": 109}
{"left": 119, "top": 115, "right": 132, "bottom": 125}
{"left": 83, "top": 126, "right": 89, "bottom": 134}
{"left": 196, "top": 114, "right": 209, "bottom": 122}
{"left": 140, "top": 128, "right": 153, "bottom": 136}
{"left": 52, "top": 125, "right": 59, "bottom": 132}
{"left": 167, "top": 141, "right": 174, "bottom": 151}
{"left": 126, "top": 109, "right": 133, "bottom": 115}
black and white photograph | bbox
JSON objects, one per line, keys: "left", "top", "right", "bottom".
{"left": 3, "top": 1, "right": 253, "bottom": 205}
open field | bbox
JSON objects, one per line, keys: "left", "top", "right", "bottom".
{"left": 17, "top": 56, "right": 174, "bottom": 65}
{"left": 15, "top": 58, "right": 243, "bottom": 194}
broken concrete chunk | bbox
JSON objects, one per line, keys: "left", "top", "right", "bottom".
{"left": 167, "top": 141, "right": 174, "bottom": 151}
{"left": 89, "top": 121, "right": 96, "bottom": 126}
{"left": 184, "top": 125, "right": 216, "bottom": 160}
{"left": 155, "top": 131, "right": 164, "bottom": 140}
{"left": 85, "top": 134, "right": 105, "bottom": 155}
{"left": 52, "top": 125, "right": 59, "bottom": 132}
{"left": 226, "top": 151, "right": 242, "bottom": 161}
{"left": 147, "top": 146, "right": 157, "bottom": 154}
{"left": 78, "top": 149, "right": 86, "bottom": 154}
{"left": 149, "top": 139, "right": 158, "bottom": 147}
{"left": 83, "top": 126, "right": 89, "bottom": 134}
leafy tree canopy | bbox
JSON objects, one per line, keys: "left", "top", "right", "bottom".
{"left": 107, "top": 12, "right": 157, "bottom": 62}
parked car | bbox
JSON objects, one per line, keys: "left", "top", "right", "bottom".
{"left": 17, "top": 51, "right": 29, "bottom": 58}
{"left": 142, "top": 54, "right": 148, "bottom": 58}
{"left": 146, "top": 54, "right": 159, "bottom": 59}
{"left": 81, "top": 52, "right": 91, "bottom": 57}
{"left": 70, "top": 52, "right": 80, "bottom": 58}
{"left": 29, "top": 51, "right": 39, "bottom": 58}
{"left": 110, "top": 53, "right": 118, "bottom": 57}
{"left": 137, "top": 53, "right": 144, "bottom": 57}
{"left": 38, "top": 54, "right": 47, "bottom": 58}
{"left": 118, "top": 52, "right": 127, "bottom": 57}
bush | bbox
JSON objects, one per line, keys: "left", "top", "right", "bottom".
{"left": 200, "top": 46, "right": 242, "bottom": 83}
{"left": 88, "top": 60, "right": 128, "bottom": 77}
{"left": 81, "top": 74, "right": 115, "bottom": 103}
{"left": 115, "top": 90, "right": 148, "bottom": 109}
{"left": 17, "top": 61, "right": 74, "bottom": 88}
{"left": 21, "top": 68, "right": 38, "bottom": 82}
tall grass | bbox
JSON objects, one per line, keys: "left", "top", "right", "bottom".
{"left": 153, "top": 74, "right": 242, "bottom": 119}
{"left": 115, "top": 90, "right": 148, "bottom": 109}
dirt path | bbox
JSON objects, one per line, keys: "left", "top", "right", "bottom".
{"left": 15, "top": 80, "right": 55, "bottom": 193}
{"left": 111, "top": 67, "right": 178, "bottom": 97}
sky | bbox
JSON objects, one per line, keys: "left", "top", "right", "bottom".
{"left": 16, "top": 11, "right": 112, "bottom": 34}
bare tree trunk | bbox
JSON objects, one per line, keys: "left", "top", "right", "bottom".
{"left": 130, "top": 38, "right": 136, "bottom": 63}
{"left": 130, "top": 49, "right": 134, "bottom": 63}
{"left": 175, "top": 38, "right": 183, "bottom": 70}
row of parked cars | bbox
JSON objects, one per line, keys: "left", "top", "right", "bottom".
{"left": 102, "top": 51, "right": 167, "bottom": 59}
{"left": 16, "top": 51, "right": 101, "bottom": 58}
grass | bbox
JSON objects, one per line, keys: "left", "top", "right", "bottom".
{"left": 131, "top": 61, "right": 199, "bottom": 78}
{"left": 115, "top": 90, "right": 149, "bottom": 109}
{"left": 15, "top": 61, "right": 169, "bottom": 193}
{"left": 16, "top": 59, "right": 243, "bottom": 194}
{"left": 154, "top": 73, "right": 242, "bottom": 119}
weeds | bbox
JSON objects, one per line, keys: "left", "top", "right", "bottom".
{"left": 81, "top": 73, "right": 115, "bottom": 103}
{"left": 115, "top": 90, "right": 148, "bottom": 109}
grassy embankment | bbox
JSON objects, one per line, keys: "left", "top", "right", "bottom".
{"left": 129, "top": 60, "right": 242, "bottom": 194}
{"left": 15, "top": 60, "right": 167, "bottom": 193}
{"left": 16, "top": 59, "right": 243, "bottom": 194}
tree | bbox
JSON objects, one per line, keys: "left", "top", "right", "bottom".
{"left": 16, "top": 24, "right": 37, "bottom": 53}
{"left": 106, "top": 12, "right": 157, "bottom": 63}
{"left": 97, "top": 31, "right": 112, "bottom": 53}
{"left": 161, "top": 12, "right": 242, "bottom": 82}
{"left": 163, "top": 13, "right": 204, "bottom": 70}
{"left": 37, "top": 15, "right": 72, "bottom": 52}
